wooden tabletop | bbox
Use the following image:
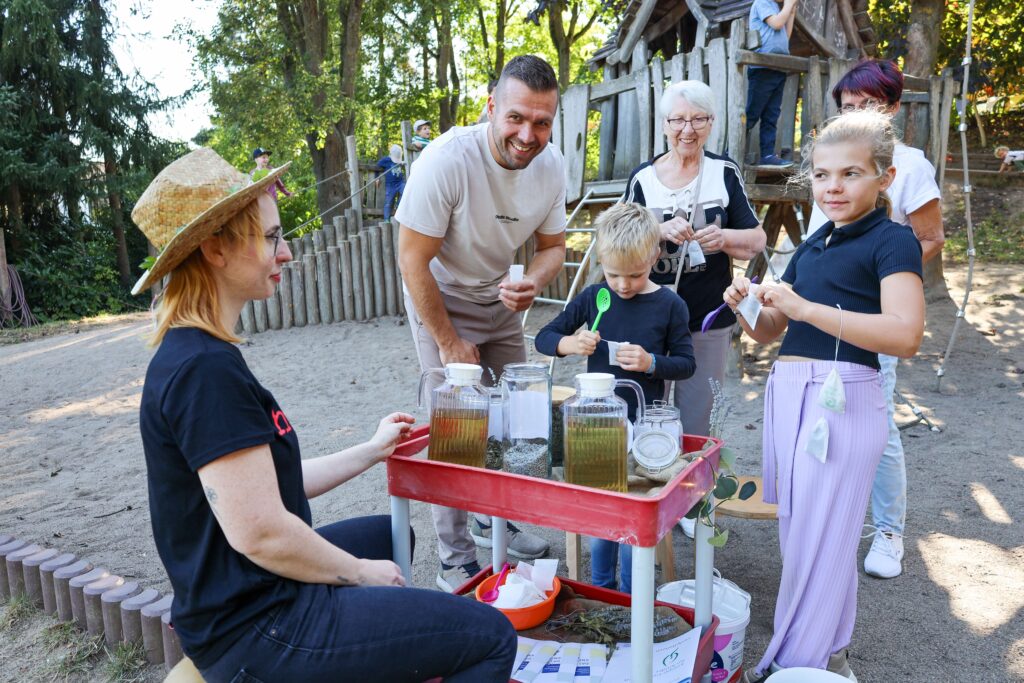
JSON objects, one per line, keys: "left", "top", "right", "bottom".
{"left": 716, "top": 475, "right": 778, "bottom": 520}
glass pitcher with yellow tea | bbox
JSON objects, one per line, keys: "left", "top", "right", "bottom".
{"left": 418, "top": 363, "right": 489, "bottom": 468}
{"left": 562, "top": 373, "right": 645, "bottom": 492}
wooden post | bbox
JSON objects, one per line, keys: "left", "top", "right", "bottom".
{"left": 301, "top": 233, "right": 314, "bottom": 257}
{"left": 280, "top": 265, "right": 294, "bottom": 329}
{"left": 652, "top": 57, "right": 667, "bottom": 157}
{"left": 252, "top": 298, "right": 268, "bottom": 333}
{"left": 392, "top": 220, "right": 405, "bottom": 314}
{"left": 290, "top": 237, "right": 303, "bottom": 261}
{"left": 141, "top": 594, "right": 172, "bottom": 664}
{"left": 379, "top": 221, "right": 398, "bottom": 316}
{"left": 345, "top": 135, "right": 363, "bottom": 227}
{"left": 328, "top": 246, "right": 344, "bottom": 321}
{"left": 359, "top": 229, "right": 374, "bottom": 318}
{"left": 339, "top": 240, "right": 356, "bottom": 321}
{"left": 804, "top": 56, "right": 825, "bottom": 135}
{"left": 325, "top": 221, "right": 337, "bottom": 249}
{"left": 52, "top": 559, "right": 93, "bottom": 622}
{"left": 368, "top": 225, "right": 387, "bottom": 318}
{"left": 826, "top": 58, "right": 851, "bottom": 120}
{"left": 562, "top": 84, "right": 591, "bottom": 205}
{"left": 266, "top": 290, "right": 282, "bottom": 330}
{"left": 99, "top": 580, "right": 140, "bottom": 645}
{"left": 349, "top": 235, "right": 366, "bottom": 321}
{"left": 120, "top": 588, "right": 159, "bottom": 645}
{"left": 669, "top": 52, "right": 685, "bottom": 84}
{"left": 598, "top": 64, "right": 617, "bottom": 181}
{"left": 335, "top": 215, "right": 348, "bottom": 242}
{"left": 634, "top": 43, "right": 652, "bottom": 165}
{"left": 936, "top": 73, "right": 955, "bottom": 187}
{"left": 777, "top": 73, "right": 801, "bottom": 158}
{"left": 291, "top": 262, "right": 307, "bottom": 327}
{"left": 345, "top": 208, "right": 359, "bottom": 239}
{"left": 38, "top": 552, "right": 76, "bottom": 614}
{"left": 240, "top": 301, "right": 256, "bottom": 334}
{"left": 313, "top": 228, "right": 326, "bottom": 253}
{"left": 315, "top": 250, "right": 333, "bottom": 323}
{"left": 726, "top": 20, "right": 748, "bottom": 163}
{"left": 687, "top": 46, "right": 704, "bottom": 85}
{"left": 706, "top": 38, "right": 728, "bottom": 155}
{"left": 303, "top": 254, "right": 319, "bottom": 325}
{"left": 927, "top": 74, "right": 944, "bottom": 167}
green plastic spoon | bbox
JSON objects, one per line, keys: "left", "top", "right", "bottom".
{"left": 591, "top": 288, "right": 611, "bottom": 332}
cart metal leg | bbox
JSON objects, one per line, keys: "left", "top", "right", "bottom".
{"left": 390, "top": 495, "right": 413, "bottom": 583}
{"left": 491, "top": 515, "right": 508, "bottom": 571}
{"left": 631, "top": 544, "right": 656, "bottom": 681}
{"left": 694, "top": 500, "right": 716, "bottom": 683}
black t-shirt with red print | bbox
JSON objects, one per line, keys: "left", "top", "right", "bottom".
{"left": 139, "top": 327, "right": 310, "bottom": 669}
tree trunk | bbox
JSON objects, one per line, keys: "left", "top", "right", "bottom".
{"left": 435, "top": 6, "right": 457, "bottom": 131}
{"left": 547, "top": 2, "right": 571, "bottom": 90}
{"left": 104, "top": 150, "right": 132, "bottom": 287}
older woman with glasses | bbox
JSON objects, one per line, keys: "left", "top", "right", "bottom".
{"left": 625, "top": 80, "right": 766, "bottom": 459}
{"left": 133, "top": 148, "right": 516, "bottom": 682}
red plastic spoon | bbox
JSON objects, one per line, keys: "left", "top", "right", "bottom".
{"left": 481, "top": 563, "right": 511, "bottom": 603}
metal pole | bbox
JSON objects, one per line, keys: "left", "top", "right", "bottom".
{"left": 631, "top": 545, "right": 656, "bottom": 682}
{"left": 390, "top": 496, "right": 412, "bottom": 584}
{"left": 491, "top": 516, "right": 508, "bottom": 572}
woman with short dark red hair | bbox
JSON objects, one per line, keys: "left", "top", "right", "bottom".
{"left": 806, "top": 58, "right": 945, "bottom": 582}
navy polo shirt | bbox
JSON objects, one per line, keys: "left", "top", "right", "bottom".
{"left": 140, "top": 328, "right": 310, "bottom": 668}
{"left": 778, "top": 208, "right": 922, "bottom": 370}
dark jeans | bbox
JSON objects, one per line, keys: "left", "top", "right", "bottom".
{"left": 199, "top": 515, "right": 516, "bottom": 683}
{"left": 746, "top": 67, "right": 788, "bottom": 159}
{"left": 383, "top": 180, "right": 405, "bottom": 222}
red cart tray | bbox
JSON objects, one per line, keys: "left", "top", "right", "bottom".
{"left": 456, "top": 566, "right": 720, "bottom": 682}
{"left": 388, "top": 425, "right": 722, "bottom": 547}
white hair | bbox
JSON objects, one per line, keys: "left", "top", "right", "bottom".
{"left": 659, "top": 80, "right": 717, "bottom": 119}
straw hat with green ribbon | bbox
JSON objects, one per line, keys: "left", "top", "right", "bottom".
{"left": 130, "top": 147, "right": 290, "bottom": 295}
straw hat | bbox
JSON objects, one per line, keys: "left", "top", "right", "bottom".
{"left": 130, "top": 147, "right": 290, "bottom": 295}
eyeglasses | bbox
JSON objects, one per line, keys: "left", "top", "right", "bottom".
{"left": 666, "top": 115, "right": 712, "bottom": 131}
{"left": 839, "top": 99, "right": 886, "bottom": 114}
{"left": 266, "top": 229, "right": 282, "bottom": 254}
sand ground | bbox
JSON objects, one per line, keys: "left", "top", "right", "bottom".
{"left": 0, "top": 263, "right": 1021, "bottom": 682}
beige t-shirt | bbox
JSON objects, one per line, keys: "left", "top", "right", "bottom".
{"left": 395, "top": 123, "right": 566, "bottom": 303}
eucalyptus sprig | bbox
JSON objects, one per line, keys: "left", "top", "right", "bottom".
{"left": 684, "top": 379, "right": 757, "bottom": 546}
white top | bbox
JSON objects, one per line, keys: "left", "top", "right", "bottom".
{"left": 396, "top": 123, "right": 566, "bottom": 304}
{"left": 808, "top": 142, "right": 941, "bottom": 234}
{"left": 1005, "top": 150, "right": 1024, "bottom": 163}
{"left": 446, "top": 363, "right": 483, "bottom": 386}
{"left": 577, "top": 372, "right": 616, "bottom": 397}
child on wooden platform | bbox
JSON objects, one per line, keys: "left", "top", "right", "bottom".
{"left": 725, "top": 110, "right": 925, "bottom": 682}
{"left": 996, "top": 145, "right": 1024, "bottom": 173}
{"left": 535, "top": 202, "right": 696, "bottom": 594}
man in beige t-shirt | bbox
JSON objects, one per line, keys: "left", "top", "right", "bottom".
{"left": 397, "top": 55, "right": 566, "bottom": 592}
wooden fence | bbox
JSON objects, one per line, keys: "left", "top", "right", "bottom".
{"left": 239, "top": 210, "right": 402, "bottom": 335}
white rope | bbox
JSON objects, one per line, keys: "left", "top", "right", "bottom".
{"left": 283, "top": 168, "right": 350, "bottom": 199}
{"left": 936, "top": 0, "right": 978, "bottom": 389}
{"left": 283, "top": 173, "right": 382, "bottom": 238}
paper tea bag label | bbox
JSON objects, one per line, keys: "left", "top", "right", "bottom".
{"left": 737, "top": 285, "right": 762, "bottom": 330}
{"left": 685, "top": 240, "right": 706, "bottom": 270}
{"left": 607, "top": 340, "right": 622, "bottom": 367}
{"left": 509, "top": 392, "right": 549, "bottom": 440}
{"left": 819, "top": 368, "right": 846, "bottom": 413}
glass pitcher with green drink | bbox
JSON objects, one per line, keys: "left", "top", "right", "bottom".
{"left": 562, "top": 373, "right": 645, "bottom": 492}
{"left": 418, "top": 363, "right": 489, "bottom": 468}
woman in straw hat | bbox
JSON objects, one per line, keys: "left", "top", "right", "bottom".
{"left": 134, "top": 148, "right": 516, "bottom": 682}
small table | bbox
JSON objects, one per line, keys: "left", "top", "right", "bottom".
{"left": 716, "top": 475, "right": 777, "bottom": 520}
{"left": 387, "top": 427, "right": 723, "bottom": 682}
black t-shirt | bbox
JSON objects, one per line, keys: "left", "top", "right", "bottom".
{"left": 625, "top": 150, "right": 760, "bottom": 331}
{"left": 139, "top": 327, "right": 310, "bottom": 668}
{"left": 779, "top": 208, "right": 923, "bottom": 369}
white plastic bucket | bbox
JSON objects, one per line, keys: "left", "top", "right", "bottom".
{"left": 765, "top": 667, "right": 850, "bottom": 682}
{"left": 657, "top": 573, "right": 751, "bottom": 683}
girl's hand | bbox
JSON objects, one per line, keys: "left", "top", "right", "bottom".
{"left": 368, "top": 413, "right": 416, "bottom": 461}
{"left": 357, "top": 559, "right": 406, "bottom": 587}
{"left": 616, "top": 343, "right": 652, "bottom": 372}
{"left": 724, "top": 276, "right": 753, "bottom": 311}
{"left": 660, "top": 216, "right": 695, "bottom": 245}
{"left": 574, "top": 330, "right": 601, "bottom": 356}
{"left": 694, "top": 223, "right": 725, "bottom": 253}
{"left": 756, "top": 282, "right": 807, "bottom": 320}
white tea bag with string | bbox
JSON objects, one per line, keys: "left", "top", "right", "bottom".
{"left": 807, "top": 304, "right": 845, "bottom": 463}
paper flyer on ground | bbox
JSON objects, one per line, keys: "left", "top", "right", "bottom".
{"left": 574, "top": 643, "right": 608, "bottom": 682}
{"left": 513, "top": 641, "right": 560, "bottom": 683}
{"left": 599, "top": 627, "right": 701, "bottom": 682}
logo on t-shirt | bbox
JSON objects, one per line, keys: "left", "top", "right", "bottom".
{"left": 495, "top": 214, "right": 519, "bottom": 223}
{"left": 271, "top": 409, "right": 293, "bottom": 437}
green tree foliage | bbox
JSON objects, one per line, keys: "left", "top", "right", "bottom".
{"left": 870, "top": 0, "right": 1024, "bottom": 95}
{"left": 0, "top": 0, "right": 171, "bottom": 322}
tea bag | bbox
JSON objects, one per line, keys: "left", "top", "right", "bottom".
{"left": 737, "top": 283, "right": 762, "bottom": 330}
{"left": 685, "top": 239, "right": 706, "bottom": 269}
{"left": 807, "top": 304, "right": 845, "bottom": 463}
{"left": 607, "top": 340, "right": 623, "bottom": 367}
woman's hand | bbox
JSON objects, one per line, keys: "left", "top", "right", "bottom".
{"left": 756, "top": 282, "right": 807, "bottom": 320}
{"left": 357, "top": 559, "right": 407, "bottom": 587}
{"left": 616, "top": 343, "right": 652, "bottom": 373}
{"left": 694, "top": 223, "right": 725, "bottom": 253}
{"left": 724, "top": 276, "right": 753, "bottom": 311}
{"left": 660, "top": 216, "right": 695, "bottom": 245}
{"left": 367, "top": 413, "right": 416, "bottom": 461}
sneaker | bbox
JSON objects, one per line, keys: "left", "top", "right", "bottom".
{"left": 436, "top": 560, "right": 482, "bottom": 593}
{"left": 758, "top": 154, "right": 794, "bottom": 167}
{"left": 471, "top": 518, "right": 549, "bottom": 560}
{"left": 679, "top": 516, "right": 696, "bottom": 539}
{"left": 741, "top": 668, "right": 771, "bottom": 683}
{"left": 827, "top": 648, "right": 858, "bottom": 681}
{"left": 863, "top": 526, "right": 904, "bottom": 578}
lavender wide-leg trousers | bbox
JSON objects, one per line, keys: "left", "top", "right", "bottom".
{"left": 755, "top": 361, "right": 887, "bottom": 673}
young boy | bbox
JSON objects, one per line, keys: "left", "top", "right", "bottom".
{"left": 250, "top": 147, "right": 293, "bottom": 200}
{"left": 375, "top": 144, "right": 406, "bottom": 221}
{"left": 996, "top": 145, "right": 1024, "bottom": 173}
{"left": 535, "top": 202, "right": 696, "bottom": 593}
{"left": 411, "top": 120, "right": 432, "bottom": 151}
{"left": 746, "top": 0, "right": 799, "bottom": 167}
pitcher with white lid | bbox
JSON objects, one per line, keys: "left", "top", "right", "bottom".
{"left": 562, "top": 373, "right": 645, "bottom": 492}
{"left": 418, "top": 363, "right": 489, "bottom": 467}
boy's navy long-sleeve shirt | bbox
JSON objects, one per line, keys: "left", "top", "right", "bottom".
{"left": 535, "top": 284, "right": 696, "bottom": 419}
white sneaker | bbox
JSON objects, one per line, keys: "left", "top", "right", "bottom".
{"left": 679, "top": 516, "right": 696, "bottom": 539}
{"left": 863, "top": 527, "right": 904, "bottom": 578}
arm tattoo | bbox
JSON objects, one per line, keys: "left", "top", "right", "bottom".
{"left": 204, "top": 486, "right": 221, "bottom": 519}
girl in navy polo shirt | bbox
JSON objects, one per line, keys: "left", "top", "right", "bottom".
{"left": 724, "top": 111, "right": 925, "bottom": 682}
{"left": 133, "top": 148, "right": 516, "bottom": 682}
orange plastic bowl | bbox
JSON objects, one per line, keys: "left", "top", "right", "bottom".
{"left": 474, "top": 574, "right": 562, "bottom": 630}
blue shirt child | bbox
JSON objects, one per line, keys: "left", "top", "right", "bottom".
{"left": 375, "top": 156, "right": 406, "bottom": 193}
{"left": 750, "top": 0, "right": 791, "bottom": 59}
